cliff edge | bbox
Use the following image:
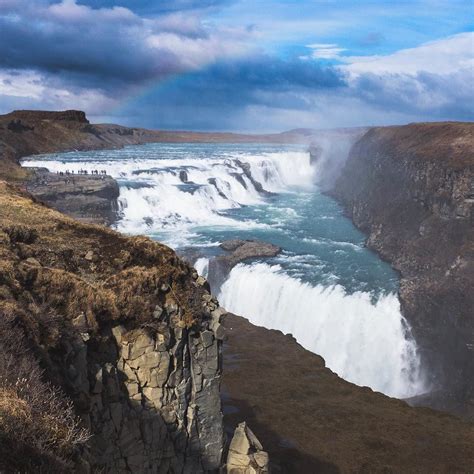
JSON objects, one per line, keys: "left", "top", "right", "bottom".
{"left": 0, "top": 181, "right": 225, "bottom": 472}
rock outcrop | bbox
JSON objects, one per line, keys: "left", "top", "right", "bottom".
{"left": 207, "top": 240, "right": 281, "bottom": 291}
{"left": 5, "top": 109, "right": 90, "bottom": 123}
{"left": 79, "top": 289, "right": 226, "bottom": 472}
{"left": 26, "top": 169, "right": 120, "bottom": 224}
{"left": 327, "top": 122, "right": 474, "bottom": 418}
{"left": 226, "top": 422, "right": 269, "bottom": 473}
{"left": 0, "top": 181, "right": 226, "bottom": 472}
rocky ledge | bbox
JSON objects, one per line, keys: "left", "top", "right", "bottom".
{"left": 26, "top": 168, "right": 120, "bottom": 225}
{"left": 324, "top": 122, "right": 474, "bottom": 419}
{"left": 207, "top": 240, "right": 281, "bottom": 290}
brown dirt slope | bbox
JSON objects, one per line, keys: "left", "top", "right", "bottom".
{"left": 222, "top": 313, "right": 474, "bottom": 474}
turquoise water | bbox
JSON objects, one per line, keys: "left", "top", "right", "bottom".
{"left": 23, "top": 142, "right": 425, "bottom": 397}
{"left": 194, "top": 190, "right": 398, "bottom": 295}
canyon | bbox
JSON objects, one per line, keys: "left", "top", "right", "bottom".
{"left": 322, "top": 123, "right": 474, "bottom": 419}
{"left": 0, "top": 110, "right": 473, "bottom": 472}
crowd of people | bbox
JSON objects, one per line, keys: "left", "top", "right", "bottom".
{"left": 56, "top": 169, "right": 107, "bottom": 176}
{"left": 27, "top": 169, "right": 111, "bottom": 189}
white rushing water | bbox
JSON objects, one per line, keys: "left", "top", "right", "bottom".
{"left": 23, "top": 143, "right": 426, "bottom": 398}
{"left": 24, "top": 149, "right": 314, "bottom": 240}
{"left": 219, "top": 263, "right": 425, "bottom": 398}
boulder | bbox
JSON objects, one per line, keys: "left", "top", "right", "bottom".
{"left": 207, "top": 240, "right": 280, "bottom": 291}
{"left": 226, "top": 422, "right": 269, "bottom": 473}
{"left": 179, "top": 170, "right": 188, "bottom": 183}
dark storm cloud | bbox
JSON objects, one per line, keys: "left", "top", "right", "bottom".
{"left": 0, "top": 0, "right": 253, "bottom": 92}
{"left": 0, "top": 5, "right": 200, "bottom": 88}
{"left": 0, "top": 0, "right": 345, "bottom": 113}
{"left": 113, "top": 55, "right": 346, "bottom": 130}
{"left": 157, "top": 56, "right": 345, "bottom": 106}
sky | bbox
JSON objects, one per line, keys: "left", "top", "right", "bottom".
{"left": 0, "top": 0, "right": 472, "bottom": 131}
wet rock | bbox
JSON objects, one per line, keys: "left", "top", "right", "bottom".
{"left": 208, "top": 239, "right": 280, "bottom": 291}
{"left": 179, "top": 170, "right": 188, "bottom": 183}
{"left": 234, "top": 159, "right": 271, "bottom": 196}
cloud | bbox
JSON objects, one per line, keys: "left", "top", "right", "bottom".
{"left": 305, "top": 44, "right": 347, "bottom": 60}
{"left": 0, "top": 1, "right": 471, "bottom": 130}
{"left": 113, "top": 32, "right": 473, "bottom": 131}
{"left": 0, "top": 0, "right": 255, "bottom": 91}
{"left": 110, "top": 55, "right": 346, "bottom": 130}
{"left": 350, "top": 69, "right": 473, "bottom": 119}
{"left": 343, "top": 32, "right": 474, "bottom": 75}
{"left": 0, "top": 69, "right": 118, "bottom": 115}
{"left": 340, "top": 32, "right": 474, "bottom": 119}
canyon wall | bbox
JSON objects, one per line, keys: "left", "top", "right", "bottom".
{"left": 325, "top": 122, "right": 474, "bottom": 417}
{"left": 222, "top": 312, "right": 474, "bottom": 472}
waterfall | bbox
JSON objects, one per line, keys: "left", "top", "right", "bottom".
{"left": 23, "top": 150, "right": 313, "bottom": 239}
{"left": 194, "top": 257, "right": 209, "bottom": 278}
{"left": 219, "top": 263, "right": 426, "bottom": 398}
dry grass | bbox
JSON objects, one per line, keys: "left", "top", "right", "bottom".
{"left": 0, "top": 180, "right": 203, "bottom": 327}
{"left": 0, "top": 311, "right": 89, "bottom": 472}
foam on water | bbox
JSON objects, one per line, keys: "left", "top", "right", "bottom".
{"left": 219, "top": 263, "right": 425, "bottom": 398}
{"left": 24, "top": 149, "right": 312, "bottom": 242}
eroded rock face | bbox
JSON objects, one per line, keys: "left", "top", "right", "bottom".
{"left": 0, "top": 189, "right": 227, "bottom": 472}
{"left": 226, "top": 422, "right": 269, "bottom": 474}
{"left": 63, "top": 281, "right": 226, "bottom": 472}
